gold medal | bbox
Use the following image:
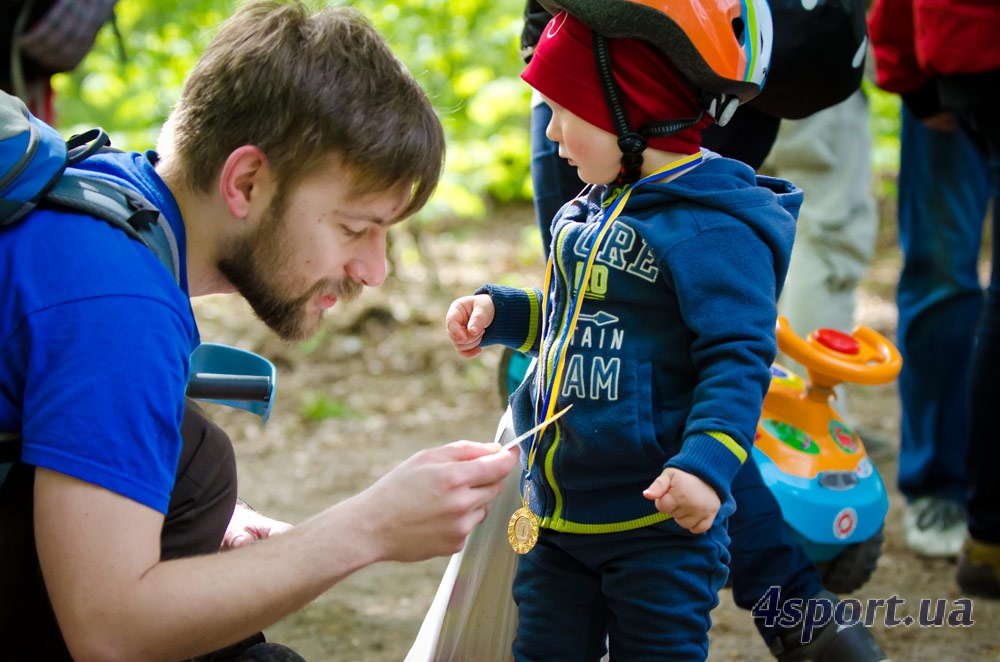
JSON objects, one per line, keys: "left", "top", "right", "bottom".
{"left": 508, "top": 505, "right": 539, "bottom": 554}
{"left": 505, "top": 410, "right": 571, "bottom": 556}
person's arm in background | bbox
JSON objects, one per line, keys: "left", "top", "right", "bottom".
{"left": 868, "top": 0, "right": 935, "bottom": 106}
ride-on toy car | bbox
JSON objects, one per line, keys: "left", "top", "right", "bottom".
{"left": 496, "top": 316, "right": 902, "bottom": 593}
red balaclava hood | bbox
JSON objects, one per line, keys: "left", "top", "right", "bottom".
{"left": 521, "top": 11, "right": 710, "bottom": 155}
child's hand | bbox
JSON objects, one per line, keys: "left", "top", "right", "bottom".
{"left": 221, "top": 502, "right": 293, "bottom": 550}
{"left": 446, "top": 294, "right": 495, "bottom": 358}
{"left": 643, "top": 468, "right": 721, "bottom": 534}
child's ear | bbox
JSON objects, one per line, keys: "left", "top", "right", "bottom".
{"left": 218, "top": 145, "right": 272, "bottom": 220}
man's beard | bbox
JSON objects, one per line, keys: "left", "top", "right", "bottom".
{"left": 217, "top": 199, "right": 363, "bottom": 341}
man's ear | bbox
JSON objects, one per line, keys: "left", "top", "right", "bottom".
{"left": 219, "top": 145, "right": 272, "bottom": 220}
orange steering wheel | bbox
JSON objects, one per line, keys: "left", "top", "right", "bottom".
{"left": 775, "top": 316, "right": 902, "bottom": 389}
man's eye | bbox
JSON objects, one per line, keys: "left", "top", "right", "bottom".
{"left": 342, "top": 226, "right": 364, "bottom": 238}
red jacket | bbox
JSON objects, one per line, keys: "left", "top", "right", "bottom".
{"left": 868, "top": 0, "right": 1000, "bottom": 94}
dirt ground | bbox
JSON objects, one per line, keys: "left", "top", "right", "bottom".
{"left": 193, "top": 203, "right": 999, "bottom": 661}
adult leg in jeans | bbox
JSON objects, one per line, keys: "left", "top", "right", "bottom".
{"left": 895, "top": 107, "right": 990, "bottom": 558}
{"left": 959, "top": 108, "right": 1000, "bottom": 597}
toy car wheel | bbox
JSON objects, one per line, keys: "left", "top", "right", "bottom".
{"left": 818, "top": 527, "right": 885, "bottom": 594}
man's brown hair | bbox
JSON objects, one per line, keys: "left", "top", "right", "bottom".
{"left": 164, "top": 0, "right": 444, "bottom": 220}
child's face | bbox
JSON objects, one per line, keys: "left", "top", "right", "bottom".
{"left": 543, "top": 97, "right": 622, "bottom": 185}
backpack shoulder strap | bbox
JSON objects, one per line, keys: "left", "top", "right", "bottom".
{"left": 45, "top": 173, "right": 181, "bottom": 285}
{"left": 1, "top": 90, "right": 179, "bottom": 283}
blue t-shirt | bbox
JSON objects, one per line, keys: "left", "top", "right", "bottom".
{"left": 0, "top": 150, "right": 198, "bottom": 513}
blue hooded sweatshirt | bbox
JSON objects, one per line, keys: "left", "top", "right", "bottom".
{"left": 479, "top": 152, "right": 800, "bottom": 533}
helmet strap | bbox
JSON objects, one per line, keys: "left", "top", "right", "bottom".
{"left": 593, "top": 32, "right": 643, "bottom": 184}
{"left": 592, "top": 33, "right": 704, "bottom": 185}
{"left": 707, "top": 95, "right": 740, "bottom": 127}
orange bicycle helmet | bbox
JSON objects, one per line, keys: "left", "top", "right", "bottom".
{"left": 537, "top": 0, "right": 772, "bottom": 123}
{"left": 534, "top": 0, "right": 772, "bottom": 183}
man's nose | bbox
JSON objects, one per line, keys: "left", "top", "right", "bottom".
{"left": 345, "top": 231, "right": 387, "bottom": 287}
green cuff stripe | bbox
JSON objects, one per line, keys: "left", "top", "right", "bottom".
{"left": 517, "top": 287, "right": 539, "bottom": 353}
{"left": 707, "top": 430, "right": 747, "bottom": 463}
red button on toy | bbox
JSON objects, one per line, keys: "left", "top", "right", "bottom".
{"left": 813, "top": 328, "right": 860, "bottom": 355}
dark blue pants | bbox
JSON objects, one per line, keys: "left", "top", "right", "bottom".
{"left": 727, "top": 460, "right": 823, "bottom": 642}
{"left": 895, "top": 107, "right": 991, "bottom": 504}
{"left": 512, "top": 519, "right": 730, "bottom": 661}
{"left": 528, "top": 102, "right": 825, "bottom": 646}
{"left": 957, "top": 107, "right": 1000, "bottom": 544}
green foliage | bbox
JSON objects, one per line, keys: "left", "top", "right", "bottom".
{"left": 865, "top": 80, "right": 902, "bottom": 177}
{"left": 53, "top": 0, "right": 234, "bottom": 149}
{"left": 50, "top": 1, "right": 907, "bottom": 223}
{"left": 52, "top": 0, "right": 531, "bottom": 220}
{"left": 354, "top": 0, "right": 532, "bottom": 219}
{"left": 864, "top": 79, "right": 903, "bottom": 204}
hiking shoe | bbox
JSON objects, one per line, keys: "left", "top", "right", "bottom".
{"left": 902, "top": 496, "right": 966, "bottom": 558}
{"left": 957, "top": 537, "right": 1000, "bottom": 599}
{"left": 770, "top": 592, "right": 889, "bottom": 662}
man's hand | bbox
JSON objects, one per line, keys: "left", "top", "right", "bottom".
{"left": 221, "top": 501, "right": 293, "bottom": 550}
{"left": 349, "top": 440, "right": 520, "bottom": 562}
{"left": 643, "top": 467, "right": 721, "bottom": 534}
{"left": 446, "top": 294, "right": 495, "bottom": 358}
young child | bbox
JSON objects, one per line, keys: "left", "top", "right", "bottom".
{"left": 446, "top": 2, "right": 800, "bottom": 660}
